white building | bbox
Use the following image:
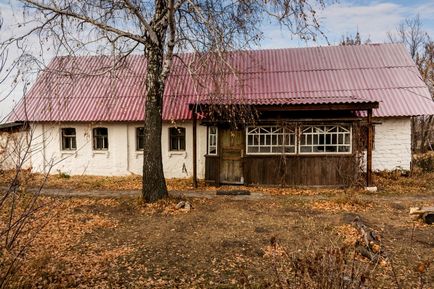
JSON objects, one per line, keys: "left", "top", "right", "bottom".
{"left": 4, "top": 44, "right": 434, "bottom": 186}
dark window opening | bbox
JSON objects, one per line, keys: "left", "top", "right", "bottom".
{"left": 136, "top": 127, "right": 145, "bottom": 150}
{"left": 93, "top": 127, "right": 108, "bottom": 150}
{"left": 61, "top": 128, "right": 77, "bottom": 150}
{"left": 169, "top": 127, "right": 185, "bottom": 151}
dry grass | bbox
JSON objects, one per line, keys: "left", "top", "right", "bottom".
{"left": 2, "top": 167, "right": 434, "bottom": 197}
{"left": 0, "top": 193, "right": 432, "bottom": 288}
{"left": 374, "top": 171, "right": 434, "bottom": 195}
{"left": 0, "top": 169, "right": 362, "bottom": 197}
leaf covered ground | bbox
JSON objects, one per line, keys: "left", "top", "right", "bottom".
{"left": 1, "top": 190, "right": 433, "bottom": 288}
{"left": 2, "top": 169, "right": 434, "bottom": 197}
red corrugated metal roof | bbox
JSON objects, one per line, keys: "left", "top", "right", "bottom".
{"left": 195, "top": 95, "right": 378, "bottom": 106}
{"left": 8, "top": 43, "right": 434, "bottom": 121}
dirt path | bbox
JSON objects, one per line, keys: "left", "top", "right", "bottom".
{"left": 4, "top": 185, "right": 434, "bottom": 203}
{"left": 3, "top": 186, "right": 270, "bottom": 200}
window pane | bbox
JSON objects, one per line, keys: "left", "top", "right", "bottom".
{"left": 208, "top": 126, "right": 218, "bottom": 155}
{"left": 284, "top": 146, "right": 295, "bottom": 153}
{"left": 248, "top": 135, "right": 254, "bottom": 146}
{"left": 180, "top": 137, "right": 185, "bottom": 150}
{"left": 169, "top": 127, "right": 186, "bottom": 151}
{"left": 312, "top": 145, "right": 321, "bottom": 152}
{"left": 259, "top": 135, "right": 265, "bottom": 145}
{"left": 63, "top": 128, "right": 76, "bottom": 136}
{"left": 272, "top": 146, "right": 283, "bottom": 153}
{"left": 246, "top": 126, "right": 296, "bottom": 155}
{"left": 338, "top": 146, "right": 350, "bottom": 152}
{"left": 170, "top": 138, "right": 178, "bottom": 150}
{"left": 248, "top": 146, "right": 259, "bottom": 153}
{"left": 259, "top": 146, "right": 270, "bottom": 153}
{"left": 277, "top": 135, "right": 283, "bottom": 146}
{"left": 62, "top": 128, "right": 77, "bottom": 150}
{"left": 93, "top": 127, "right": 108, "bottom": 150}
{"left": 300, "top": 125, "right": 351, "bottom": 154}
{"left": 271, "top": 135, "right": 277, "bottom": 145}
{"left": 136, "top": 127, "right": 145, "bottom": 150}
{"left": 300, "top": 146, "right": 312, "bottom": 153}
{"left": 325, "top": 146, "right": 337, "bottom": 152}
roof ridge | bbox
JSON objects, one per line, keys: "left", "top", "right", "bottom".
{"left": 49, "top": 42, "right": 405, "bottom": 60}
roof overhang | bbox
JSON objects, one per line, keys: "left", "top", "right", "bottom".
{"left": 189, "top": 97, "right": 380, "bottom": 113}
{"left": 0, "top": 121, "right": 28, "bottom": 132}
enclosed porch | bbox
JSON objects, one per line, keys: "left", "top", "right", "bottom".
{"left": 190, "top": 98, "right": 379, "bottom": 187}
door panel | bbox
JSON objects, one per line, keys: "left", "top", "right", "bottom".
{"left": 220, "top": 130, "right": 244, "bottom": 184}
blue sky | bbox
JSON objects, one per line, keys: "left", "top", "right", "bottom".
{"left": 1, "top": 0, "right": 434, "bottom": 120}
{"left": 258, "top": 0, "right": 434, "bottom": 48}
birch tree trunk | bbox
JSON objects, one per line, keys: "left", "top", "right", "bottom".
{"left": 142, "top": 43, "right": 168, "bottom": 202}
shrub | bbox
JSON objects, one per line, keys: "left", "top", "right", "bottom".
{"left": 413, "top": 153, "right": 434, "bottom": 173}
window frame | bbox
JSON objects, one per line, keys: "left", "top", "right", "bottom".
{"left": 245, "top": 125, "right": 297, "bottom": 155}
{"left": 92, "top": 127, "right": 109, "bottom": 151}
{"left": 169, "top": 127, "right": 186, "bottom": 152}
{"left": 207, "top": 126, "right": 218, "bottom": 155}
{"left": 60, "top": 127, "right": 77, "bottom": 151}
{"left": 298, "top": 124, "right": 352, "bottom": 155}
{"left": 136, "top": 127, "right": 145, "bottom": 151}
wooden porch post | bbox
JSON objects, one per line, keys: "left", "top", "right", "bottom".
{"left": 367, "top": 108, "right": 373, "bottom": 187}
{"left": 192, "top": 108, "right": 198, "bottom": 188}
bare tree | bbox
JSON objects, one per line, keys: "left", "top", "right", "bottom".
{"left": 388, "top": 15, "right": 428, "bottom": 59}
{"left": 388, "top": 15, "right": 433, "bottom": 153}
{"left": 7, "top": 0, "right": 327, "bottom": 202}
{"left": 415, "top": 41, "right": 434, "bottom": 151}
{"left": 0, "top": 16, "right": 56, "bottom": 287}
{"left": 340, "top": 31, "right": 371, "bottom": 46}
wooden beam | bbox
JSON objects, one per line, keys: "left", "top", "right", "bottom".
{"left": 367, "top": 108, "right": 373, "bottom": 187}
{"left": 189, "top": 102, "right": 380, "bottom": 114}
{"left": 192, "top": 108, "right": 198, "bottom": 188}
{"left": 256, "top": 102, "right": 379, "bottom": 112}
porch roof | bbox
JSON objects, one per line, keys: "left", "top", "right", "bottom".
{"left": 191, "top": 96, "right": 379, "bottom": 112}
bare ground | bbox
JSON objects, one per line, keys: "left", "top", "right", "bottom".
{"left": 4, "top": 192, "right": 433, "bottom": 288}
{"left": 1, "top": 170, "right": 434, "bottom": 288}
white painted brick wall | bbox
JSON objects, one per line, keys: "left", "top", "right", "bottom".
{"left": 372, "top": 117, "right": 412, "bottom": 171}
{"left": 29, "top": 121, "right": 207, "bottom": 178}
{"left": 0, "top": 131, "right": 32, "bottom": 170}
{"left": 27, "top": 117, "right": 413, "bottom": 178}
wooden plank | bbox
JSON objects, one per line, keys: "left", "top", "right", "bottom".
{"left": 244, "top": 155, "right": 356, "bottom": 186}
{"left": 367, "top": 109, "right": 373, "bottom": 187}
{"left": 256, "top": 102, "right": 379, "bottom": 112}
{"left": 192, "top": 111, "right": 197, "bottom": 188}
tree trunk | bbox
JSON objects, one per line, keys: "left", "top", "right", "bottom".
{"left": 411, "top": 117, "right": 417, "bottom": 153}
{"left": 142, "top": 43, "right": 168, "bottom": 202}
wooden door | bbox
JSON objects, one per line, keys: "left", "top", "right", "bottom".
{"left": 220, "top": 129, "right": 244, "bottom": 184}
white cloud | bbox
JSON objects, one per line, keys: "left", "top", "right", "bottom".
{"left": 260, "top": 1, "right": 434, "bottom": 47}
{"left": 319, "top": 2, "right": 403, "bottom": 42}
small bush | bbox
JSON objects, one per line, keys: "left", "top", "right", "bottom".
{"left": 413, "top": 152, "right": 434, "bottom": 173}
{"left": 56, "top": 170, "right": 71, "bottom": 179}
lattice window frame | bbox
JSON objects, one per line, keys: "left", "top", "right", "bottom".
{"left": 299, "top": 124, "right": 352, "bottom": 154}
{"left": 246, "top": 126, "right": 296, "bottom": 155}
